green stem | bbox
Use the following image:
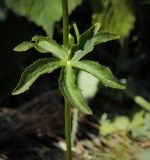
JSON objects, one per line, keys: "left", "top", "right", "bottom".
{"left": 71, "top": 108, "right": 78, "bottom": 146}
{"left": 62, "top": 0, "right": 69, "bottom": 47}
{"left": 73, "top": 23, "right": 80, "bottom": 43}
{"left": 65, "top": 101, "right": 72, "bottom": 160}
{"left": 62, "top": 0, "right": 72, "bottom": 160}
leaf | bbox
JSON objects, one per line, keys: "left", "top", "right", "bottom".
{"left": 69, "top": 33, "right": 75, "bottom": 47}
{"left": 71, "top": 23, "right": 119, "bottom": 61}
{"left": 100, "top": 116, "right": 130, "bottom": 136}
{"left": 72, "top": 60, "right": 125, "bottom": 89}
{"left": 124, "top": 80, "right": 150, "bottom": 111}
{"left": 59, "top": 67, "right": 93, "bottom": 114}
{"left": 14, "top": 41, "right": 34, "bottom": 52}
{"left": 32, "top": 36, "right": 68, "bottom": 60}
{"left": 134, "top": 96, "right": 150, "bottom": 112}
{"left": 78, "top": 70, "right": 99, "bottom": 100}
{"left": 12, "top": 58, "right": 63, "bottom": 95}
{"left": 14, "top": 36, "right": 69, "bottom": 60}
{"left": 91, "top": 0, "right": 135, "bottom": 38}
{"left": 71, "top": 23, "right": 100, "bottom": 60}
{"left": 131, "top": 111, "right": 145, "bottom": 128}
{"left": 0, "top": 6, "right": 7, "bottom": 21}
{"left": 5, "top": 0, "right": 83, "bottom": 36}
{"left": 93, "top": 31, "right": 120, "bottom": 45}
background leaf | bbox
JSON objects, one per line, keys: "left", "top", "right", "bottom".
{"left": 5, "top": 0, "right": 83, "bottom": 36}
{"left": 78, "top": 70, "right": 99, "bottom": 100}
{"left": 91, "top": 0, "right": 135, "bottom": 38}
{"left": 0, "top": 6, "right": 7, "bottom": 21}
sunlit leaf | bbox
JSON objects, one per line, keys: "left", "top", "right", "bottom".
{"left": 12, "top": 58, "right": 63, "bottom": 95}
{"left": 100, "top": 116, "right": 130, "bottom": 136}
{"left": 5, "top": 0, "right": 83, "bottom": 36}
{"left": 59, "top": 67, "right": 93, "bottom": 114}
{"left": 91, "top": 0, "right": 135, "bottom": 38}
{"left": 134, "top": 96, "right": 150, "bottom": 112}
{"left": 14, "top": 41, "right": 34, "bottom": 52}
{"left": 72, "top": 60, "right": 125, "bottom": 89}
{"left": 32, "top": 36, "right": 68, "bottom": 60}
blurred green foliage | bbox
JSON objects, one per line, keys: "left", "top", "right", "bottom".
{"left": 91, "top": 0, "right": 135, "bottom": 38}
{"left": 4, "top": 0, "right": 82, "bottom": 36}
{"left": 0, "top": 8, "right": 6, "bottom": 21}
{"left": 0, "top": 0, "right": 149, "bottom": 107}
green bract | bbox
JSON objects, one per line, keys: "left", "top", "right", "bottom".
{"left": 12, "top": 23, "right": 125, "bottom": 114}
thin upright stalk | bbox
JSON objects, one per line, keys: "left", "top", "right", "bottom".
{"left": 62, "top": 0, "right": 72, "bottom": 160}
{"left": 71, "top": 108, "right": 78, "bottom": 145}
{"left": 65, "top": 101, "right": 72, "bottom": 160}
{"left": 62, "top": 0, "right": 69, "bottom": 47}
{"left": 73, "top": 23, "right": 80, "bottom": 43}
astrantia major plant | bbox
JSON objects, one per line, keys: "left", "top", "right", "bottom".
{"left": 12, "top": 0, "right": 125, "bottom": 159}
{"left": 12, "top": 25, "right": 125, "bottom": 111}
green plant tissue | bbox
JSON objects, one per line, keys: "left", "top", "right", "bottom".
{"left": 78, "top": 70, "right": 99, "bottom": 100}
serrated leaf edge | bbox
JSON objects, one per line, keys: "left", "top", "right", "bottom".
{"left": 59, "top": 67, "right": 93, "bottom": 115}
{"left": 71, "top": 60, "right": 126, "bottom": 89}
{"left": 12, "top": 58, "right": 63, "bottom": 95}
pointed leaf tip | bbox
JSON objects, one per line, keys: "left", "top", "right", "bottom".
{"left": 12, "top": 58, "right": 62, "bottom": 95}
{"left": 94, "top": 23, "right": 101, "bottom": 32}
{"left": 31, "top": 35, "right": 68, "bottom": 60}
{"left": 13, "top": 42, "right": 34, "bottom": 52}
{"left": 72, "top": 60, "right": 126, "bottom": 90}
